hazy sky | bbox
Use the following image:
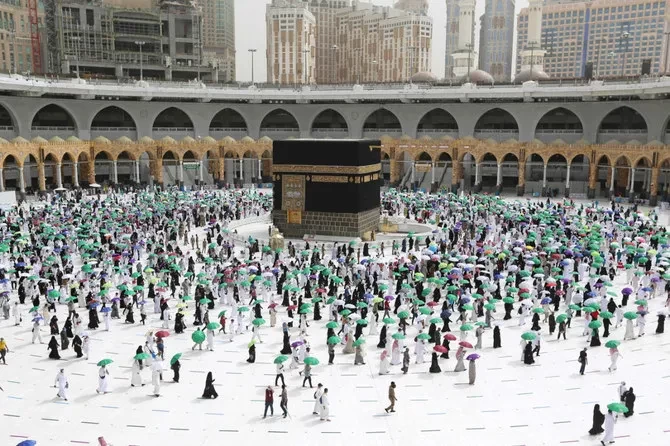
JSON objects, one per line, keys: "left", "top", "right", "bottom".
{"left": 235, "top": 0, "right": 530, "bottom": 82}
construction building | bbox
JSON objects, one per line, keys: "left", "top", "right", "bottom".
{"left": 0, "top": 0, "right": 44, "bottom": 74}
{"left": 54, "top": 0, "right": 214, "bottom": 81}
{"left": 516, "top": 0, "right": 670, "bottom": 79}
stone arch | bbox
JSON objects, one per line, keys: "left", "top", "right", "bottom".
{"left": 535, "top": 107, "right": 583, "bottom": 143}
{"left": 260, "top": 109, "right": 299, "bottom": 130}
{"left": 311, "top": 109, "right": 349, "bottom": 135}
{"left": 1, "top": 154, "right": 20, "bottom": 190}
{"left": 416, "top": 151, "right": 432, "bottom": 161}
{"left": 416, "top": 108, "right": 459, "bottom": 135}
{"left": 31, "top": 104, "right": 77, "bottom": 132}
{"left": 597, "top": 106, "right": 647, "bottom": 143}
{"left": 91, "top": 106, "right": 137, "bottom": 130}
{"left": 23, "top": 154, "right": 39, "bottom": 191}
{"left": 363, "top": 109, "right": 401, "bottom": 131}
{"left": 43, "top": 153, "right": 59, "bottom": 188}
{"left": 152, "top": 107, "right": 195, "bottom": 139}
{"left": 209, "top": 108, "right": 248, "bottom": 131}
{"left": 261, "top": 149, "right": 272, "bottom": 180}
{"left": 94, "top": 151, "right": 113, "bottom": 184}
{"left": 0, "top": 103, "right": 17, "bottom": 136}
{"left": 474, "top": 108, "right": 519, "bottom": 136}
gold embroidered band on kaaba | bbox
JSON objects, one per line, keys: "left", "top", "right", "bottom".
{"left": 272, "top": 163, "right": 381, "bottom": 175}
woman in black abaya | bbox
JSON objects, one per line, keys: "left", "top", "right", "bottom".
{"left": 523, "top": 341, "right": 535, "bottom": 365}
{"left": 428, "top": 352, "right": 441, "bottom": 373}
{"left": 48, "top": 335, "right": 61, "bottom": 359}
{"left": 377, "top": 324, "right": 387, "bottom": 349}
{"left": 588, "top": 404, "right": 605, "bottom": 435}
{"left": 493, "top": 325, "right": 501, "bottom": 348}
{"left": 202, "top": 372, "right": 218, "bottom": 399}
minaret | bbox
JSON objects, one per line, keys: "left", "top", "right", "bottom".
{"left": 519, "top": 0, "right": 546, "bottom": 79}
{"left": 451, "top": 0, "right": 477, "bottom": 80}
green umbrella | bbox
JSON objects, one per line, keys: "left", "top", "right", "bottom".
{"left": 199, "top": 298, "right": 211, "bottom": 305}
{"left": 97, "top": 359, "right": 113, "bottom": 367}
{"left": 429, "top": 317, "right": 442, "bottom": 324}
{"left": 604, "top": 340, "right": 621, "bottom": 348}
{"left": 303, "top": 356, "right": 319, "bottom": 366}
{"left": 521, "top": 332, "right": 536, "bottom": 341}
{"left": 48, "top": 289, "right": 60, "bottom": 298}
{"left": 568, "top": 304, "right": 581, "bottom": 311}
{"left": 556, "top": 314, "right": 568, "bottom": 324}
{"left": 191, "top": 330, "right": 206, "bottom": 344}
{"left": 588, "top": 320, "right": 602, "bottom": 329}
{"left": 532, "top": 307, "right": 545, "bottom": 314}
{"left": 392, "top": 332, "right": 405, "bottom": 340}
{"left": 217, "top": 310, "right": 227, "bottom": 318}
{"left": 397, "top": 311, "right": 409, "bottom": 319}
{"left": 325, "top": 321, "right": 339, "bottom": 329}
{"left": 252, "top": 318, "right": 266, "bottom": 326}
{"left": 600, "top": 311, "right": 613, "bottom": 319}
{"left": 353, "top": 338, "right": 366, "bottom": 347}
{"left": 623, "top": 311, "right": 638, "bottom": 320}
{"left": 502, "top": 297, "right": 515, "bottom": 304}
{"left": 274, "top": 355, "right": 289, "bottom": 364}
{"left": 327, "top": 336, "right": 341, "bottom": 345}
{"left": 607, "top": 402, "right": 628, "bottom": 414}
{"left": 356, "top": 319, "right": 368, "bottom": 326}
{"left": 206, "top": 322, "right": 221, "bottom": 330}
{"left": 382, "top": 317, "right": 397, "bottom": 325}
{"left": 417, "top": 333, "right": 430, "bottom": 340}
{"left": 419, "top": 307, "right": 432, "bottom": 315}
{"left": 238, "top": 306, "right": 250, "bottom": 312}
{"left": 65, "top": 296, "right": 77, "bottom": 303}
{"left": 483, "top": 303, "right": 496, "bottom": 311}
{"left": 634, "top": 299, "right": 648, "bottom": 306}
{"left": 170, "top": 353, "right": 182, "bottom": 365}
{"left": 134, "top": 353, "right": 150, "bottom": 361}
{"left": 459, "top": 324, "right": 473, "bottom": 332}
{"left": 340, "top": 309, "right": 352, "bottom": 317}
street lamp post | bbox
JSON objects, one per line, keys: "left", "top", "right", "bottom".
{"left": 372, "top": 59, "right": 378, "bottom": 83}
{"left": 527, "top": 40, "right": 540, "bottom": 81}
{"left": 72, "top": 36, "right": 81, "bottom": 78}
{"left": 620, "top": 31, "right": 630, "bottom": 77}
{"left": 332, "top": 45, "right": 338, "bottom": 83}
{"left": 465, "top": 43, "right": 474, "bottom": 82}
{"left": 248, "top": 49, "right": 257, "bottom": 84}
{"left": 664, "top": 32, "right": 670, "bottom": 75}
{"left": 135, "top": 41, "right": 146, "bottom": 81}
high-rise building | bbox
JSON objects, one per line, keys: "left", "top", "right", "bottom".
{"left": 516, "top": 0, "right": 670, "bottom": 80}
{"left": 201, "top": 0, "right": 236, "bottom": 82}
{"left": 335, "top": 1, "right": 432, "bottom": 83}
{"left": 445, "top": 0, "right": 460, "bottom": 79}
{"left": 478, "top": 0, "right": 515, "bottom": 82}
{"left": 308, "top": 0, "right": 350, "bottom": 84}
{"left": 266, "top": 0, "right": 316, "bottom": 85}
{"left": 56, "top": 0, "right": 208, "bottom": 80}
{"left": 451, "top": 0, "right": 477, "bottom": 79}
{"left": 0, "top": 0, "right": 42, "bottom": 74}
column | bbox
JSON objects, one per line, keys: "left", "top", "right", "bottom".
{"left": 37, "top": 160, "right": 45, "bottom": 192}
{"left": 430, "top": 162, "right": 435, "bottom": 192}
{"left": 542, "top": 163, "right": 547, "bottom": 195}
{"left": 258, "top": 158, "right": 262, "bottom": 182}
{"left": 650, "top": 166, "right": 660, "bottom": 206}
{"left": 496, "top": 162, "right": 503, "bottom": 193}
{"left": 609, "top": 167, "right": 615, "bottom": 197}
{"left": 199, "top": 160, "right": 204, "bottom": 183}
{"left": 179, "top": 161, "right": 184, "bottom": 184}
{"left": 410, "top": 163, "right": 415, "bottom": 186}
{"left": 56, "top": 163, "right": 63, "bottom": 189}
{"left": 474, "top": 162, "right": 481, "bottom": 189}
{"left": 517, "top": 161, "right": 526, "bottom": 196}
{"left": 73, "top": 162, "right": 79, "bottom": 187}
{"left": 87, "top": 159, "right": 96, "bottom": 185}
{"left": 19, "top": 166, "right": 25, "bottom": 193}
{"left": 587, "top": 162, "right": 597, "bottom": 199}
{"left": 135, "top": 161, "right": 140, "bottom": 183}
{"left": 451, "top": 158, "right": 461, "bottom": 194}
{"left": 564, "top": 163, "right": 571, "bottom": 198}
{"left": 239, "top": 159, "right": 244, "bottom": 183}
{"left": 0, "top": 168, "right": 4, "bottom": 192}
{"left": 390, "top": 158, "right": 399, "bottom": 184}
{"left": 628, "top": 167, "right": 635, "bottom": 200}
{"left": 112, "top": 160, "right": 118, "bottom": 184}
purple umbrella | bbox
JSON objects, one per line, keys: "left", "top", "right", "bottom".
{"left": 100, "top": 307, "right": 112, "bottom": 313}
{"left": 291, "top": 341, "right": 304, "bottom": 348}
{"left": 111, "top": 297, "right": 120, "bottom": 303}
{"left": 540, "top": 297, "right": 551, "bottom": 305}
{"left": 622, "top": 287, "right": 633, "bottom": 295}
{"left": 384, "top": 295, "right": 395, "bottom": 301}
{"left": 466, "top": 353, "right": 480, "bottom": 361}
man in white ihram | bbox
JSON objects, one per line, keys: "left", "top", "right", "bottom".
{"left": 54, "top": 368, "right": 69, "bottom": 400}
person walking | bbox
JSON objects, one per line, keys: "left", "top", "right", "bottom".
{"left": 301, "top": 363, "right": 313, "bottom": 388}
{"left": 313, "top": 383, "right": 324, "bottom": 415}
{"left": 384, "top": 381, "right": 397, "bottom": 413}
{"left": 0, "top": 337, "right": 8, "bottom": 364}
{"left": 618, "top": 381, "right": 627, "bottom": 402}
{"left": 54, "top": 368, "right": 68, "bottom": 400}
{"left": 579, "top": 348, "right": 588, "bottom": 375}
{"left": 319, "top": 388, "right": 330, "bottom": 421}
{"left": 202, "top": 372, "right": 218, "bottom": 399}
{"left": 601, "top": 409, "right": 616, "bottom": 445}
{"left": 275, "top": 361, "right": 285, "bottom": 386}
{"left": 623, "top": 387, "right": 635, "bottom": 417}
{"left": 263, "top": 385, "right": 274, "bottom": 418}
{"left": 280, "top": 385, "right": 288, "bottom": 418}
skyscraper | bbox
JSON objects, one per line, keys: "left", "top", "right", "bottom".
{"left": 308, "top": 0, "right": 350, "bottom": 84}
{"left": 445, "top": 0, "right": 460, "bottom": 79}
{"left": 335, "top": 1, "right": 432, "bottom": 83}
{"left": 394, "top": 0, "right": 428, "bottom": 14}
{"left": 516, "top": 0, "right": 670, "bottom": 80}
{"left": 201, "top": 0, "right": 236, "bottom": 82}
{"left": 478, "top": 0, "right": 515, "bottom": 82}
{"left": 266, "top": 0, "right": 316, "bottom": 85}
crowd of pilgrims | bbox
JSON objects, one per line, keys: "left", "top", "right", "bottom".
{"left": 0, "top": 188, "right": 668, "bottom": 434}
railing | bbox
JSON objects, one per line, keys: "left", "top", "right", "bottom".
{"left": 0, "top": 126, "right": 14, "bottom": 130}
{"left": 417, "top": 129, "right": 458, "bottom": 134}
{"left": 473, "top": 129, "right": 519, "bottom": 134}
{"left": 209, "top": 127, "right": 248, "bottom": 132}
{"left": 363, "top": 128, "right": 402, "bottom": 133}
{"left": 31, "top": 126, "right": 75, "bottom": 131}
{"left": 311, "top": 128, "right": 349, "bottom": 132}
{"left": 91, "top": 127, "right": 136, "bottom": 131}
{"left": 599, "top": 129, "right": 647, "bottom": 134}
{"left": 259, "top": 128, "right": 299, "bottom": 132}
{"left": 152, "top": 127, "right": 194, "bottom": 132}
{"left": 535, "top": 129, "right": 583, "bottom": 134}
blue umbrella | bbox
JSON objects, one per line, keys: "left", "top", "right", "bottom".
{"left": 16, "top": 440, "right": 37, "bottom": 446}
{"left": 100, "top": 307, "right": 111, "bottom": 313}
{"left": 540, "top": 297, "right": 552, "bottom": 305}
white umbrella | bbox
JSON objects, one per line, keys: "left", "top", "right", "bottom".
{"left": 89, "top": 183, "right": 101, "bottom": 188}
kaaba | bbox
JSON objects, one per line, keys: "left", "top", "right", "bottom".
{"left": 272, "top": 139, "right": 381, "bottom": 239}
